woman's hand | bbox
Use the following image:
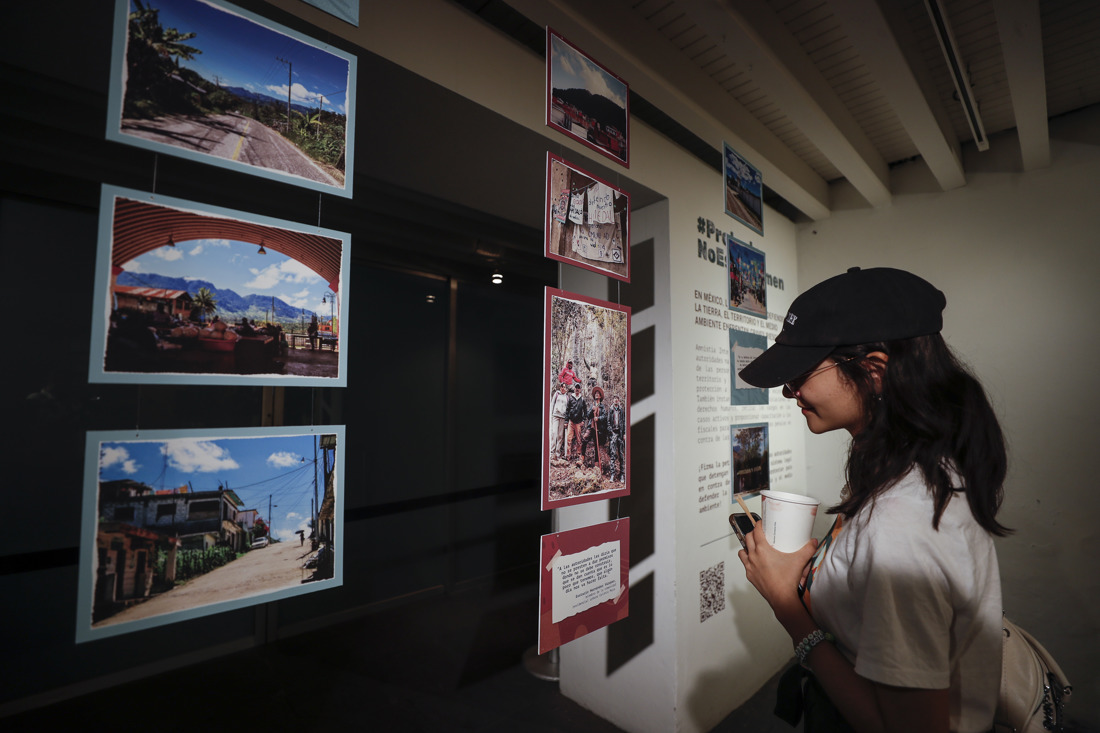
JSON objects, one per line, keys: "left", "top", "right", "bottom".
{"left": 738, "top": 524, "right": 817, "bottom": 627}
{"left": 739, "top": 526, "right": 949, "bottom": 733}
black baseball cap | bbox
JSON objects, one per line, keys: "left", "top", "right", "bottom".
{"left": 738, "top": 267, "right": 946, "bottom": 388}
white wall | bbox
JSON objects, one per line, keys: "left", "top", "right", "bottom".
{"left": 270, "top": 1, "right": 1100, "bottom": 729}
{"left": 797, "top": 106, "right": 1100, "bottom": 729}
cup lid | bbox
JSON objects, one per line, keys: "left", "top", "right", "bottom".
{"left": 760, "top": 489, "right": 820, "bottom": 506}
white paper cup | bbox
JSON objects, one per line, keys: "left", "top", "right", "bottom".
{"left": 759, "top": 490, "right": 820, "bottom": 552}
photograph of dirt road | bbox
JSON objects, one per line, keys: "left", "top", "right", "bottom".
{"left": 77, "top": 426, "right": 343, "bottom": 641}
{"left": 723, "top": 142, "right": 764, "bottom": 235}
{"left": 108, "top": 0, "right": 356, "bottom": 196}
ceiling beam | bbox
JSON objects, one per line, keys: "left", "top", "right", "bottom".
{"left": 516, "top": 0, "right": 832, "bottom": 220}
{"left": 675, "top": 0, "right": 891, "bottom": 207}
{"left": 830, "top": 0, "right": 966, "bottom": 191}
{"left": 993, "top": 0, "right": 1050, "bottom": 170}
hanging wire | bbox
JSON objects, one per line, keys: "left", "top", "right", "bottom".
{"left": 134, "top": 385, "right": 142, "bottom": 436}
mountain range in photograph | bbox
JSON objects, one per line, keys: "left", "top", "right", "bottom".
{"left": 117, "top": 271, "right": 319, "bottom": 322}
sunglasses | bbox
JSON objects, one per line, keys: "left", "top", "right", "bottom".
{"left": 783, "top": 356, "right": 861, "bottom": 397}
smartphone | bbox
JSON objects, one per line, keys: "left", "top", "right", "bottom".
{"left": 729, "top": 512, "right": 761, "bottom": 550}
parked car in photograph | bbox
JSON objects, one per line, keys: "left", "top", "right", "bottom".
{"left": 251, "top": 537, "right": 269, "bottom": 549}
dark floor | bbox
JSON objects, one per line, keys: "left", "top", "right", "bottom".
{"left": 2, "top": 579, "right": 797, "bottom": 733}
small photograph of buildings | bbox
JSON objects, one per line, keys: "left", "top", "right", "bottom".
{"left": 80, "top": 429, "right": 340, "bottom": 639}
{"left": 547, "top": 30, "right": 629, "bottom": 166}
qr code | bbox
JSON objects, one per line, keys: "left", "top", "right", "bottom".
{"left": 699, "top": 561, "right": 726, "bottom": 623}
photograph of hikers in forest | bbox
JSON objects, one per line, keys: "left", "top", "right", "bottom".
{"left": 108, "top": 0, "right": 356, "bottom": 196}
{"left": 543, "top": 288, "right": 631, "bottom": 510}
{"left": 77, "top": 426, "right": 343, "bottom": 641}
{"left": 90, "top": 186, "right": 349, "bottom": 386}
{"left": 547, "top": 28, "right": 629, "bottom": 166}
{"left": 545, "top": 152, "right": 630, "bottom": 282}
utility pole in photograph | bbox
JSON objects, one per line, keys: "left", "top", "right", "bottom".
{"left": 276, "top": 56, "right": 292, "bottom": 134}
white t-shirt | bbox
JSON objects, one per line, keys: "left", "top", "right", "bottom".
{"left": 805, "top": 468, "right": 1002, "bottom": 733}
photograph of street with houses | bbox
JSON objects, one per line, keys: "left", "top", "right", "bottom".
{"left": 108, "top": 0, "right": 356, "bottom": 196}
{"left": 91, "top": 186, "right": 349, "bottom": 386}
{"left": 77, "top": 427, "right": 343, "bottom": 641}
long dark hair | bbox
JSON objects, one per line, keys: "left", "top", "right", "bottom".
{"left": 828, "top": 334, "right": 1010, "bottom": 536}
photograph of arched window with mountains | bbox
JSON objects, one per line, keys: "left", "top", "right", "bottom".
{"left": 543, "top": 288, "right": 630, "bottom": 510}
{"left": 547, "top": 29, "right": 629, "bottom": 167}
{"left": 77, "top": 426, "right": 343, "bottom": 641}
{"left": 108, "top": 0, "right": 356, "bottom": 196}
{"left": 91, "top": 186, "right": 349, "bottom": 386}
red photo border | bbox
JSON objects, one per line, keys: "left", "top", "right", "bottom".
{"left": 538, "top": 518, "right": 630, "bottom": 654}
{"left": 542, "top": 287, "right": 631, "bottom": 510}
{"left": 544, "top": 152, "right": 631, "bottom": 283}
{"left": 546, "top": 28, "right": 630, "bottom": 168}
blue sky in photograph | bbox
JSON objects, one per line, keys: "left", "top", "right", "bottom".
{"left": 138, "top": 0, "right": 351, "bottom": 114}
{"left": 725, "top": 145, "right": 763, "bottom": 193}
{"left": 121, "top": 230, "right": 331, "bottom": 316}
{"left": 550, "top": 33, "right": 627, "bottom": 110}
{"left": 99, "top": 433, "right": 333, "bottom": 540}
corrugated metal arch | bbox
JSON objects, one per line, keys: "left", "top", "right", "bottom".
{"left": 112, "top": 196, "right": 343, "bottom": 291}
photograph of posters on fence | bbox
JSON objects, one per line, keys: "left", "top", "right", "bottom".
{"left": 730, "top": 422, "right": 769, "bottom": 498}
{"left": 543, "top": 288, "right": 631, "bottom": 510}
{"left": 545, "top": 153, "right": 630, "bottom": 282}
{"left": 547, "top": 28, "right": 629, "bottom": 167}
{"left": 77, "top": 426, "right": 344, "bottom": 642}
{"left": 107, "top": 0, "right": 356, "bottom": 197}
{"left": 729, "top": 328, "right": 768, "bottom": 406}
{"left": 727, "top": 235, "right": 767, "bottom": 319}
{"left": 723, "top": 142, "right": 763, "bottom": 235}
{"left": 538, "top": 518, "right": 629, "bottom": 654}
{"left": 90, "top": 185, "right": 349, "bottom": 386}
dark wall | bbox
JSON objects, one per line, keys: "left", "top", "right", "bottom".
{"left": 0, "top": 0, "right": 558, "bottom": 705}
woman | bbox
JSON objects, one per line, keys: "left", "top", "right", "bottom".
{"left": 737, "top": 267, "right": 1007, "bottom": 733}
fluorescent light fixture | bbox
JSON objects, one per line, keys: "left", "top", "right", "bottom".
{"left": 925, "top": 0, "right": 989, "bottom": 151}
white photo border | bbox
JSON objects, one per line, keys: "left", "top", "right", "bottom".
{"left": 90, "top": 184, "right": 351, "bottom": 387}
{"left": 106, "top": 0, "right": 357, "bottom": 197}
{"left": 76, "top": 424, "right": 345, "bottom": 643}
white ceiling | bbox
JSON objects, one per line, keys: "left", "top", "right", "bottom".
{"left": 462, "top": 0, "right": 1100, "bottom": 221}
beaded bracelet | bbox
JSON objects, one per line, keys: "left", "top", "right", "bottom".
{"left": 794, "top": 629, "right": 836, "bottom": 667}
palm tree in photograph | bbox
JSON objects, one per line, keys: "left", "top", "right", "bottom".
{"left": 125, "top": 0, "right": 203, "bottom": 116}
{"left": 193, "top": 287, "right": 217, "bottom": 323}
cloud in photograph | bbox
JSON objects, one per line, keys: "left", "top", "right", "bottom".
{"left": 266, "top": 82, "right": 325, "bottom": 107}
{"left": 552, "top": 36, "right": 626, "bottom": 109}
{"left": 100, "top": 445, "right": 140, "bottom": 475}
{"left": 161, "top": 439, "right": 240, "bottom": 473}
{"left": 245, "top": 259, "right": 322, "bottom": 290}
{"left": 278, "top": 288, "right": 312, "bottom": 309}
{"left": 267, "top": 450, "right": 301, "bottom": 468}
{"left": 151, "top": 246, "right": 185, "bottom": 262}
{"left": 188, "top": 238, "right": 231, "bottom": 257}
